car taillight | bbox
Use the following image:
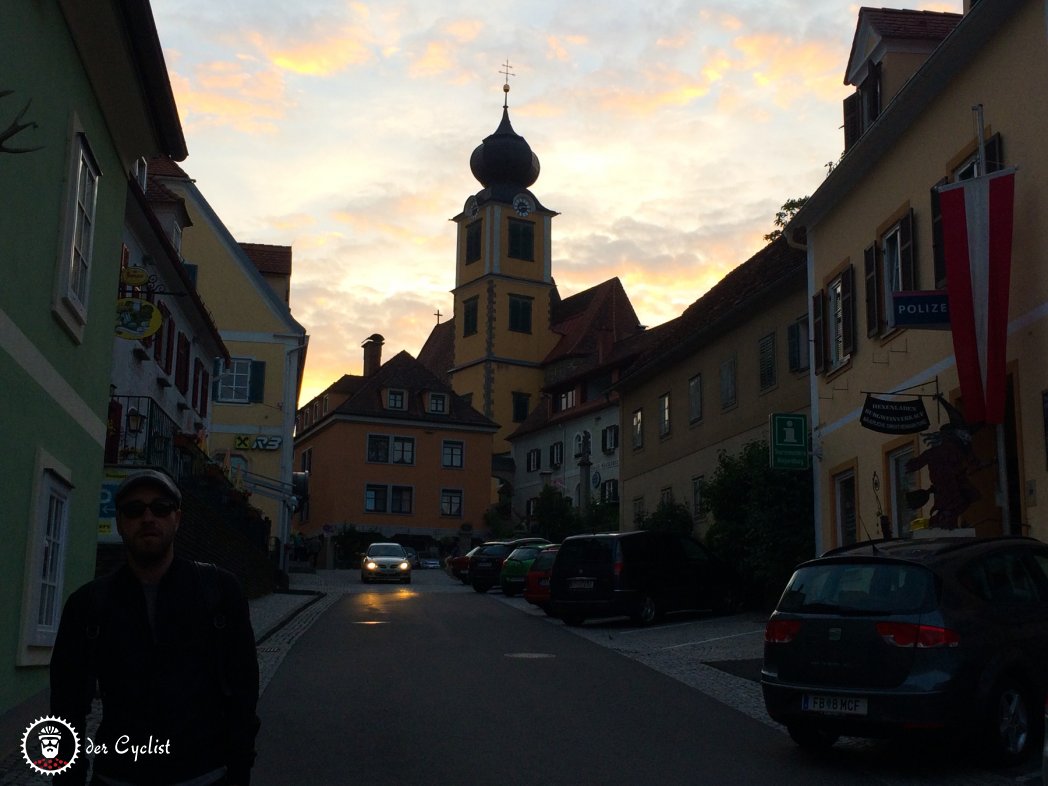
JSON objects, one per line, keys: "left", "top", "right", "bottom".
{"left": 612, "top": 560, "right": 624, "bottom": 577}
{"left": 875, "top": 622, "right": 959, "bottom": 648}
{"left": 765, "top": 618, "right": 801, "bottom": 643}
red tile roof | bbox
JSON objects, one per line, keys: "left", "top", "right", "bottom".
{"left": 147, "top": 157, "right": 191, "bottom": 179}
{"left": 240, "top": 242, "right": 292, "bottom": 276}
{"left": 417, "top": 319, "right": 456, "bottom": 384}
{"left": 858, "top": 7, "right": 961, "bottom": 41}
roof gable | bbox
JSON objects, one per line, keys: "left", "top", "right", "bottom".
{"left": 846, "top": 7, "right": 961, "bottom": 85}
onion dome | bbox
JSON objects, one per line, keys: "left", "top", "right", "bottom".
{"left": 469, "top": 107, "right": 540, "bottom": 190}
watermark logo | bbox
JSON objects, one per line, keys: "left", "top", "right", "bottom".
{"left": 21, "top": 716, "right": 80, "bottom": 775}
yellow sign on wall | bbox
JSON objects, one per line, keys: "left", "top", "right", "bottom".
{"left": 115, "top": 297, "right": 163, "bottom": 340}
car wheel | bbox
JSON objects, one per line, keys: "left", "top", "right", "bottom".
{"left": 562, "top": 614, "right": 585, "bottom": 627}
{"left": 983, "top": 678, "right": 1040, "bottom": 765}
{"left": 787, "top": 723, "right": 839, "bottom": 751}
{"left": 630, "top": 594, "right": 657, "bottom": 625}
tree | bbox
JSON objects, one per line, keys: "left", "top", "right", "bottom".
{"left": 702, "top": 440, "right": 815, "bottom": 608}
{"left": 764, "top": 196, "right": 809, "bottom": 242}
{"left": 531, "top": 486, "right": 579, "bottom": 542}
{"left": 638, "top": 500, "right": 694, "bottom": 535}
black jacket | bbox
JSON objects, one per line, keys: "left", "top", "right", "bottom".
{"left": 50, "top": 558, "right": 260, "bottom": 785}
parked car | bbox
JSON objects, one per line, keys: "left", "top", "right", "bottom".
{"left": 524, "top": 545, "right": 561, "bottom": 613}
{"left": 500, "top": 544, "right": 552, "bottom": 596}
{"left": 762, "top": 536, "right": 1048, "bottom": 765}
{"left": 470, "top": 538, "right": 551, "bottom": 593}
{"left": 549, "top": 531, "right": 738, "bottom": 625}
{"left": 420, "top": 554, "right": 442, "bottom": 570}
{"left": 447, "top": 547, "right": 479, "bottom": 584}
{"left": 404, "top": 546, "right": 421, "bottom": 569}
{"left": 361, "top": 542, "right": 412, "bottom": 584}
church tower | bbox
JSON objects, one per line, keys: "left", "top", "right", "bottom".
{"left": 449, "top": 78, "right": 558, "bottom": 453}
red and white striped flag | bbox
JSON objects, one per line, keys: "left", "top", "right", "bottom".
{"left": 937, "top": 167, "right": 1016, "bottom": 424}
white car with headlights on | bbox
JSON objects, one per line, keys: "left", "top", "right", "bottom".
{"left": 361, "top": 543, "right": 412, "bottom": 584}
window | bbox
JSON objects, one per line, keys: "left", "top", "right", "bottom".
{"left": 632, "top": 496, "right": 646, "bottom": 525}
{"left": 692, "top": 476, "right": 706, "bottom": 522}
{"left": 601, "top": 425, "right": 619, "bottom": 453}
{"left": 28, "top": 469, "right": 71, "bottom": 647}
{"left": 660, "top": 487, "right": 674, "bottom": 507}
{"left": 843, "top": 61, "right": 880, "bottom": 150}
{"left": 323, "top": 395, "right": 329, "bottom": 414}
{"left": 441, "top": 489, "right": 463, "bottom": 517}
{"left": 387, "top": 389, "right": 406, "bottom": 410}
{"left": 888, "top": 446, "right": 916, "bottom": 538}
{"left": 428, "top": 393, "right": 448, "bottom": 414}
{"left": 526, "top": 448, "right": 541, "bottom": 472}
{"left": 525, "top": 498, "right": 538, "bottom": 519}
{"left": 834, "top": 469, "right": 857, "bottom": 548}
{"left": 466, "top": 220, "right": 482, "bottom": 264}
{"left": 512, "top": 392, "right": 530, "bottom": 423}
{"left": 463, "top": 296, "right": 478, "bottom": 337}
{"left": 391, "top": 486, "right": 413, "bottom": 514}
{"left": 632, "top": 409, "right": 643, "bottom": 449}
{"left": 508, "top": 218, "right": 534, "bottom": 260}
{"left": 865, "top": 211, "right": 914, "bottom": 337}
{"left": 300, "top": 447, "right": 312, "bottom": 473}
{"left": 573, "top": 431, "right": 591, "bottom": 458}
{"left": 549, "top": 441, "right": 563, "bottom": 468}
{"left": 688, "top": 374, "right": 703, "bottom": 423}
{"left": 720, "top": 356, "right": 736, "bottom": 410}
{"left": 758, "top": 333, "right": 776, "bottom": 391}
{"left": 215, "top": 358, "right": 265, "bottom": 403}
{"left": 365, "top": 484, "right": 387, "bottom": 512}
{"left": 367, "top": 435, "right": 390, "bottom": 463}
{"left": 813, "top": 266, "right": 855, "bottom": 374}
{"left": 508, "top": 295, "right": 533, "bottom": 333}
{"left": 392, "top": 436, "right": 415, "bottom": 465}
{"left": 787, "top": 316, "right": 810, "bottom": 373}
{"left": 191, "top": 359, "right": 204, "bottom": 412}
{"left": 442, "top": 440, "right": 464, "bottom": 468}
{"left": 554, "top": 389, "right": 576, "bottom": 412}
{"left": 601, "top": 479, "right": 619, "bottom": 503}
{"left": 56, "top": 133, "right": 101, "bottom": 330}
{"left": 658, "top": 393, "right": 671, "bottom": 437}
{"left": 175, "top": 333, "right": 190, "bottom": 394}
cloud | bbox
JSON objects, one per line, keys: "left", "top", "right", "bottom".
{"left": 168, "top": 64, "right": 291, "bottom": 134}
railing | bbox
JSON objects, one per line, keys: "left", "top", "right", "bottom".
{"left": 105, "top": 395, "right": 181, "bottom": 476}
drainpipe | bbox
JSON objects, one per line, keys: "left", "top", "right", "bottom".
{"left": 275, "top": 333, "right": 308, "bottom": 572}
{"left": 786, "top": 224, "right": 824, "bottom": 555}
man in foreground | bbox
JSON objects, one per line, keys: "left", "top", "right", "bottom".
{"left": 51, "top": 469, "right": 260, "bottom": 785}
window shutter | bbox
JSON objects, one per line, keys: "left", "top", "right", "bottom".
{"left": 787, "top": 322, "right": 800, "bottom": 372}
{"left": 931, "top": 179, "right": 946, "bottom": 288}
{"left": 985, "top": 132, "right": 1004, "bottom": 173}
{"left": 249, "top": 360, "right": 266, "bottom": 403}
{"left": 843, "top": 92, "right": 861, "bottom": 150}
{"left": 812, "top": 291, "right": 826, "bottom": 374}
{"left": 841, "top": 265, "right": 856, "bottom": 357}
{"left": 864, "top": 244, "right": 880, "bottom": 337}
{"left": 899, "top": 209, "right": 915, "bottom": 291}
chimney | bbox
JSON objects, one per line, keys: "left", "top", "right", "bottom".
{"left": 362, "top": 334, "right": 384, "bottom": 377}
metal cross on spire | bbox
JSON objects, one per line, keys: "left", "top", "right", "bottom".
{"left": 499, "top": 59, "right": 515, "bottom": 109}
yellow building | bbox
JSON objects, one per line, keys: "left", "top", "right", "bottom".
{"left": 787, "top": 0, "right": 1047, "bottom": 550}
{"left": 615, "top": 238, "right": 810, "bottom": 533}
{"left": 445, "top": 100, "right": 560, "bottom": 455}
{"left": 150, "top": 159, "right": 308, "bottom": 554}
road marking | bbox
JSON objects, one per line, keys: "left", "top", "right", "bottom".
{"left": 505, "top": 652, "right": 556, "bottom": 659}
{"left": 655, "top": 629, "right": 765, "bottom": 652}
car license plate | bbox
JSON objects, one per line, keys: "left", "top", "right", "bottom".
{"left": 539, "top": 578, "right": 549, "bottom": 587}
{"left": 568, "top": 578, "right": 594, "bottom": 590}
{"left": 802, "top": 694, "right": 868, "bottom": 716}
{"left": 477, "top": 559, "right": 491, "bottom": 567}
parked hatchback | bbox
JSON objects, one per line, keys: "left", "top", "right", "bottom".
{"left": 524, "top": 545, "right": 561, "bottom": 614}
{"left": 549, "top": 531, "right": 738, "bottom": 626}
{"left": 500, "top": 543, "right": 551, "bottom": 597}
{"left": 762, "top": 536, "right": 1048, "bottom": 765}
{"left": 470, "top": 538, "right": 550, "bottom": 593}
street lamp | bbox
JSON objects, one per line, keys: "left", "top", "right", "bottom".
{"left": 126, "top": 407, "right": 145, "bottom": 435}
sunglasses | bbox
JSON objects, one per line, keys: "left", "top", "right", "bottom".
{"left": 117, "top": 499, "right": 179, "bottom": 518}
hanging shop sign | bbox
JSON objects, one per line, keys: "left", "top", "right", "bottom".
{"left": 114, "top": 297, "right": 162, "bottom": 340}
{"left": 859, "top": 395, "right": 930, "bottom": 435}
{"left": 120, "top": 266, "right": 151, "bottom": 287}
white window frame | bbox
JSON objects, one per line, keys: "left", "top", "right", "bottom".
{"left": 632, "top": 409, "right": 643, "bottom": 449}
{"left": 601, "top": 425, "right": 619, "bottom": 453}
{"left": 658, "top": 393, "right": 671, "bottom": 437}
{"left": 549, "top": 441, "right": 564, "bottom": 468}
{"left": 442, "top": 440, "right": 464, "bottom": 468}
{"left": 391, "top": 436, "right": 415, "bottom": 465}
{"left": 429, "top": 393, "right": 448, "bottom": 414}
{"left": 526, "top": 448, "right": 541, "bottom": 472}
{"left": 829, "top": 277, "right": 849, "bottom": 370}
{"left": 881, "top": 224, "right": 903, "bottom": 331}
{"left": 387, "top": 389, "right": 406, "bottom": 410}
{"left": 217, "top": 357, "right": 252, "bottom": 403}
{"left": 19, "top": 451, "right": 73, "bottom": 661}
{"left": 720, "top": 356, "right": 737, "bottom": 410}
{"left": 441, "top": 489, "right": 463, "bottom": 517}
{"left": 53, "top": 127, "right": 102, "bottom": 340}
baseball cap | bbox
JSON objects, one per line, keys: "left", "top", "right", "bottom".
{"left": 114, "top": 469, "right": 182, "bottom": 507}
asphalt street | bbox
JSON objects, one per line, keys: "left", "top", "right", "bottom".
{"left": 250, "top": 569, "right": 1039, "bottom": 786}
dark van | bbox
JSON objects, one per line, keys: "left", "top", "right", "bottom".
{"left": 549, "top": 531, "right": 738, "bottom": 626}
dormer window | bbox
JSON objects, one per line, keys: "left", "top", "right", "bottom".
{"left": 387, "top": 389, "right": 406, "bottom": 410}
{"left": 843, "top": 62, "right": 880, "bottom": 150}
{"left": 428, "top": 393, "right": 448, "bottom": 414}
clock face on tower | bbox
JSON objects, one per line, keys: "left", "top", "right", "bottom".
{"left": 512, "top": 194, "right": 533, "bottom": 217}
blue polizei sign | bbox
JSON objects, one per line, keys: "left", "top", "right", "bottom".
{"left": 891, "top": 290, "right": 950, "bottom": 329}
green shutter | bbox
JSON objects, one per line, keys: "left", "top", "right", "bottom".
{"left": 249, "top": 360, "right": 266, "bottom": 403}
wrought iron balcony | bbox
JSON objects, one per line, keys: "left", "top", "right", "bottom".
{"left": 105, "top": 395, "right": 181, "bottom": 475}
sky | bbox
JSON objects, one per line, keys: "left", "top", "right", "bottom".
{"left": 150, "top": 0, "right": 959, "bottom": 406}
